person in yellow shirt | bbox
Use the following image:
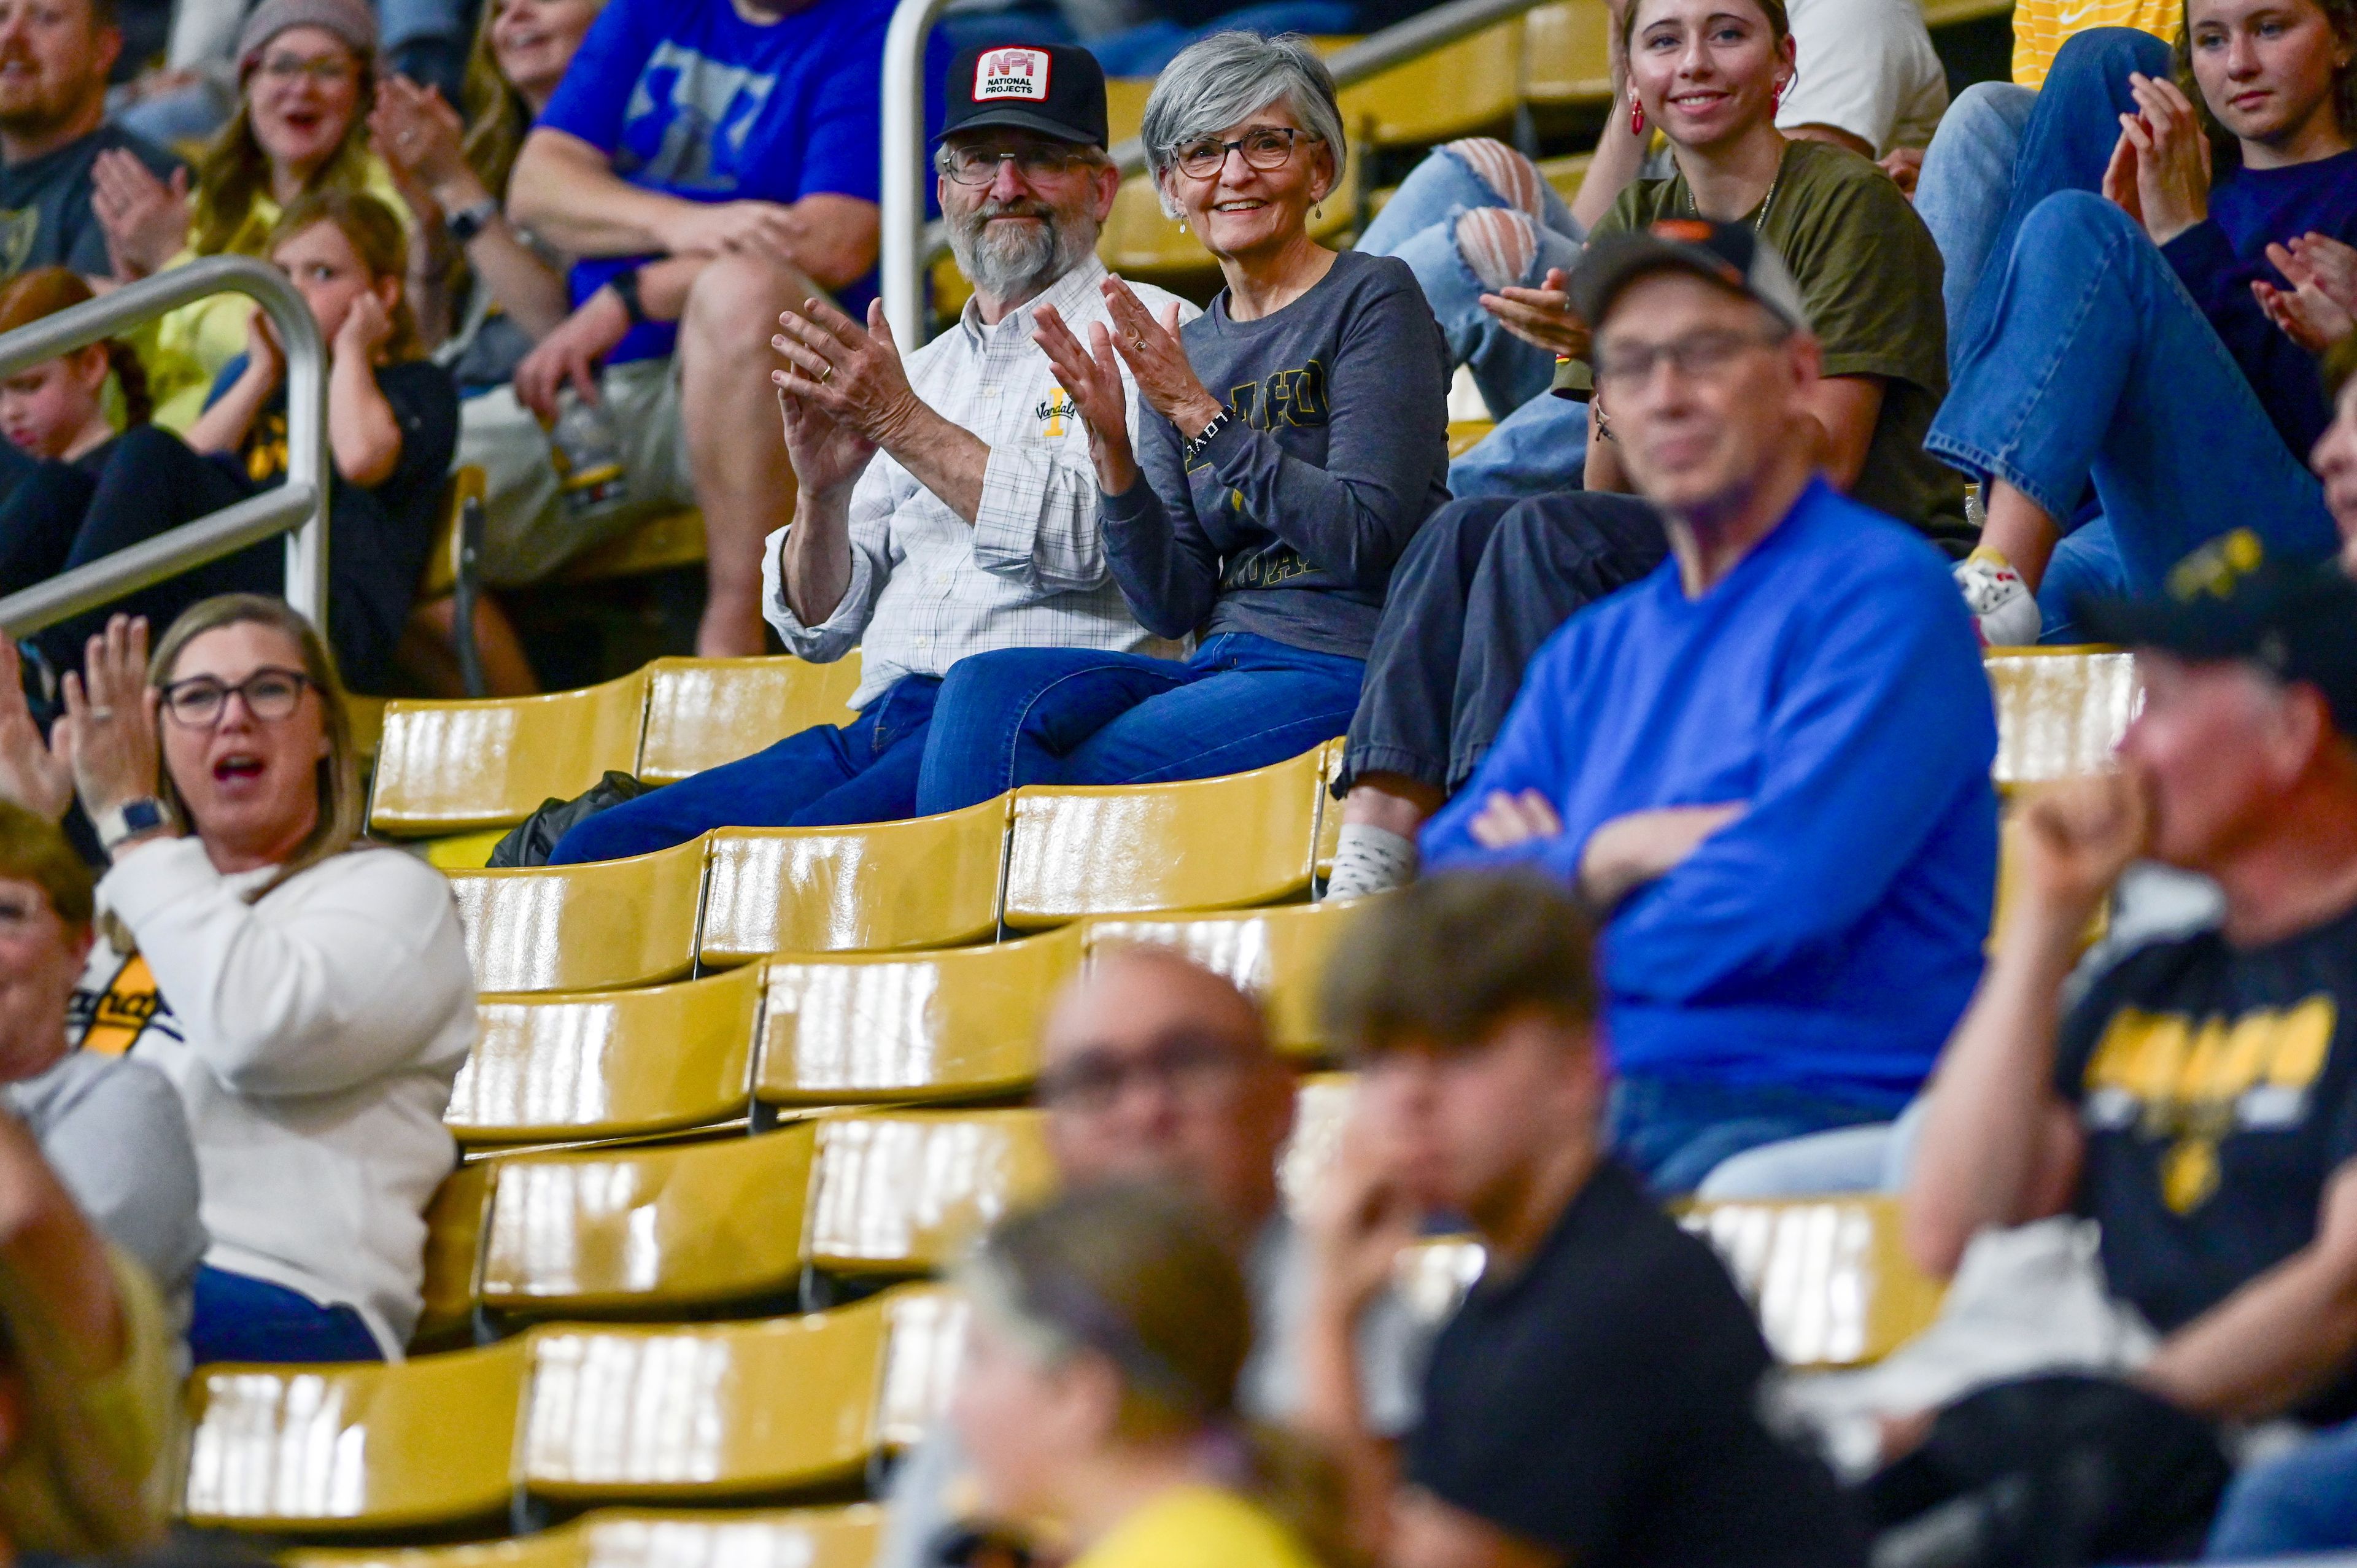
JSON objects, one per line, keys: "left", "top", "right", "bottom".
{"left": 948, "top": 1184, "right": 1342, "bottom": 1568}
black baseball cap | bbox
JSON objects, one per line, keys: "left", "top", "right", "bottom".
{"left": 2074, "top": 529, "right": 2357, "bottom": 734}
{"left": 942, "top": 42, "right": 1109, "bottom": 148}
{"left": 1568, "top": 219, "right": 1813, "bottom": 334}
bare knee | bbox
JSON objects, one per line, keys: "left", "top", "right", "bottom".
{"left": 1441, "top": 136, "right": 1544, "bottom": 215}
{"left": 680, "top": 250, "right": 820, "bottom": 368}
{"left": 1452, "top": 206, "right": 1541, "bottom": 293}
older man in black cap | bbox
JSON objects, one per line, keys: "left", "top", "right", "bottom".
{"left": 1887, "top": 539, "right": 2357, "bottom": 1564}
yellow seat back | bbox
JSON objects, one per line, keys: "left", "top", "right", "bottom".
{"left": 481, "top": 1125, "right": 817, "bottom": 1317}
{"left": 183, "top": 1337, "right": 528, "bottom": 1533}
{"left": 757, "top": 926, "right": 1083, "bottom": 1108}
{"left": 805, "top": 1109, "right": 1056, "bottom": 1279}
{"left": 370, "top": 671, "right": 650, "bottom": 836}
{"left": 873, "top": 1286, "right": 969, "bottom": 1452}
{"left": 519, "top": 1294, "right": 897, "bottom": 1502}
{"left": 1339, "top": 20, "right": 1524, "bottom": 144}
{"left": 698, "top": 798, "right": 1011, "bottom": 964}
{"left": 1002, "top": 748, "right": 1328, "bottom": 930}
{"left": 1082, "top": 898, "right": 1379, "bottom": 1062}
{"left": 413, "top": 1161, "right": 493, "bottom": 1351}
{"left": 635, "top": 655, "right": 866, "bottom": 785}
{"left": 1682, "top": 1195, "right": 1946, "bottom": 1367}
{"left": 289, "top": 1533, "right": 581, "bottom": 1568}
{"left": 573, "top": 1506, "right": 885, "bottom": 1568}
{"left": 1985, "top": 647, "right": 2140, "bottom": 791}
{"left": 1521, "top": 0, "right": 1614, "bottom": 104}
{"left": 449, "top": 838, "right": 706, "bottom": 994}
{"left": 452, "top": 965, "right": 764, "bottom": 1148}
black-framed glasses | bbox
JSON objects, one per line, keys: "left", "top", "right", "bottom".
{"left": 1592, "top": 326, "right": 1789, "bottom": 387}
{"left": 938, "top": 144, "right": 1098, "bottom": 185}
{"left": 160, "top": 667, "right": 314, "bottom": 727}
{"left": 1169, "top": 126, "right": 1314, "bottom": 179}
{"left": 1037, "top": 1031, "right": 1253, "bottom": 1114}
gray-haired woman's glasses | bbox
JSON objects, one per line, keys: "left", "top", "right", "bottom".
{"left": 161, "top": 668, "right": 314, "bottom": 727}
{"left": 1171, "top": 126, "right": 1314, "bottom": 179}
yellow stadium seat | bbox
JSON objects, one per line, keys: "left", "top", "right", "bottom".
{"left": 1446, "top": 419, "right": 1496, "bottom": 457}
{"left": 418, "top": 466, "right": 487, "bottom": 603}
{"left": 562, "top": 509, "right": 710, "bottom": 584}
{"left": 1986, "top": 647, "right": 2140, "bottom": 790}
{"left": 451, "top": 964, "right": 765, "bottom": 1149}
{"left": 414, "top": 1161, "right": 492, "bottom": 1352}
{"left": 1682, "top": 1195, "right": 1945, "bottom": 1367}
{"left": 369, "top": 670, "right": 650, "bottom": 837}
{"left": 698, "top": 797, "right": 1012, "bottom": 964}
{"left": 346, "top": 694, "right": 387, "bottom": 767}
{"left": 449, "top": 837, "right": 706, "bottom": 994}
{"left": 1922, "top": 0, "right": 2013, "bottom": 23}
{"left": 520, "top": 1294, "right": 902, "bottom": 1504}
{"left": 1105, "top": 77, "right": 1152, "bottom": 145}
{"left": 285, "top": 1505, "right": 886, "bottom": 1568}
{"left": 872, "top": 1286, "right": 970, "bottom": 1451}
{"left": 1001, "top": 747, "right": 1329, "bottom": 930}
{"left": 421, "top": 828, "right": 511, "bottom": 871}
{"left": 1522, "top": 0, "right": 1614, "bottom": 106}
{"left": 479, "top": 1125, "right": 817, "bottom": 1318}
{"left": 635, "top": 655, "right": 867, "bottom": 785}
{"left": 183, "top": 1337, "right": 528, "bottom": 1534}
{"left": 757, "top": 925, "right": 1083, "bottom": 1109}
{"left": 1081, "top": 898, "right": 1378, "bottom": 1062}
{"left": 1538, "top": 151, "right": 1594, "bottom": 204}
{"left": 805, "top": 1109, "right": 1055, "bottom": 1281}
{"left": 1339, "top": 20, "right": 1523, "bottom": 145}
{"left": 290, "top": 1532, "right": 580, "bottom": 1568}
{"left": 1313, "top": 736, "right": 1346, "bottom": 877}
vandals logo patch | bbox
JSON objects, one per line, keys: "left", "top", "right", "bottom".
{"left": 1036, "top": 386, "right": 1076, "bottom": 436}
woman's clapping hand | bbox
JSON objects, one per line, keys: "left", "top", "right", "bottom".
{"left": 1031, "top": 300, "right": 1143, "bottom": 495}
{"left": 2103, "top": 72, "right": 2212, "bottom": 247}
{"left": 2256, "top": 232, "right": 2357, "bottom": 353}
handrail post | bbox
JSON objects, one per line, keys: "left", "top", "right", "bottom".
{"left": 883, "top": 0, "right": 951, "bottom": 347}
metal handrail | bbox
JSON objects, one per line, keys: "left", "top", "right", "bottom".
{"left": 0, "top": 255, "right": 328, "bottom": 637}
{"left": 880, "top": 0, "right": 1557, "bottom": 344}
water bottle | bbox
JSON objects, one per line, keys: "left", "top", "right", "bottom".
{"left": 548, "top": 386, "right": 629, "bottom": 522}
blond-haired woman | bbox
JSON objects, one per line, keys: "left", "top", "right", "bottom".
{"left": 0, "top": 600, "right": 473, "bottom": 1364}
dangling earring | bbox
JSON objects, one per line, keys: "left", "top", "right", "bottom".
{"left": 1177, "top": 217, "right": 1187, "bottom": 231}
{"left": 1313, "top": 199, "right": 1323, "bottom": 220}
{"left": 1628, "top": 91, "right": 1645, "bottom": 136}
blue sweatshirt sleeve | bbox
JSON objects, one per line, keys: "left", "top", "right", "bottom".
{"left": 1600, "top": 575, "right": 1996, "bottom": 1003}
{"left": 1099, "top": 404, "right": 1223, "bottom": 639}
{"left": 2162, "top": 215, "right": 2334, "bottom": 457}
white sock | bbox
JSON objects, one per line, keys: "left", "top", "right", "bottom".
{"left": 1326, "top": 824, "right": 1420, "bottom": 900}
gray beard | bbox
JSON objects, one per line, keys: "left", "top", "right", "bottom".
{"left": 947, "top": 206, "right": 1097, "bottom": 303}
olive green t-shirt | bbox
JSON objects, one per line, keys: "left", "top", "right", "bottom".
{"left": 1556, "top": 138, "right": 1970, "bottom": 547}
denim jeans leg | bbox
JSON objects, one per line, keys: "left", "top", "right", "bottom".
{"left": 1448, "top": 388, "right": 1591, "bottom": 500}
{"left": 783, "top": 677, "right": 943, "bottom": 827}
{"left": 1059, "top": 634, "right": 1366, "bottom": 785}
{"left": 1914, "top": 80, "right": 2038, "bottom": 339}
{"left": 1607, "top": 1073, "right": 1899, "bottom": 1196}
{"left": 1927, "top": 191, "right": 2336, "bottom": 590}
{"left": 913, "top": 646, "right": 1198, "bottom": 815}
{"left": 2035, "top": 516, "right": 2128, "bottom": 641}
{"left": 2205, "top": 1417, "right": 2357, "bottom": 1559}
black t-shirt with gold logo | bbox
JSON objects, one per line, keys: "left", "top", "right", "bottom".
{"left": 2056, "top": 902, "right": 2357, "bottom": 1364}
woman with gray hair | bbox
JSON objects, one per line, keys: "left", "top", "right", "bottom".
{"left": 907, "top": 30, "right": 1450, "bottom": 814}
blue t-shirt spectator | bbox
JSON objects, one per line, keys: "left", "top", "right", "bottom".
{"left": 1425, "top": 479, "right": 1999, "bottom": 1110}
{"left": 536, "top": 0, "right": 930, "bottom": 361}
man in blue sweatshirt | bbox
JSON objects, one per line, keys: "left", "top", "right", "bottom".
{"left": 1422, "top": 221, "right": 2000, "bottom": 1195}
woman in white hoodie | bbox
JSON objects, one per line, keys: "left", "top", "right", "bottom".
{"left": 0, "top": 596, "right": 474, "bottom": 1363}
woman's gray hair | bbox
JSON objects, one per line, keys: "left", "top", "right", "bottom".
{"left": 1139, "top": 31, "right": 1347, "bottom": 218}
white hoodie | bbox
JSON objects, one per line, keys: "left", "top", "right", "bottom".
{"left": 86, "top": 838, "right": 475, "bottom": 1356}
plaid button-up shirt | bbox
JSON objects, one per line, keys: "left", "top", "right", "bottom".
{"left": 764, "top": 256, "right": 1199, "bottom": 709}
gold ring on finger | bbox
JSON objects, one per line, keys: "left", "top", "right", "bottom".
{"left": 818, "top": 363, "right": 834, "bottom": 382}
{"left": 88, "top": 706, "right": 113, "bottom": 722}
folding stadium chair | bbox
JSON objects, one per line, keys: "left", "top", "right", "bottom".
{"left": 1520, "top": 0, "right": 1615, "bottom": 109}
{"left": 182, "top": 1336, "right": 530, "bottom": 1536}
{"left": 1000, "top": 747, "right": 1331, "bottom": 930}
{"left": 1338, "top": 20, "right": 1525, "bottom": 146}
{"left": 803, "top": 1109, "right": 1056, "bottom": 1291}
{"left": 633, "top": 655, "right": 866, "bottom": 785}
{"left": 871, "top": 1285, "right": 969, "bottom": 1452}
{"left": 368, "top": 670, "right": 651, "bottom": 839}
{"left": 1682, "top": 1195, "right": 1946, "bottom": 1367}
{"left": 1538, "top": 152, "right": 1593, "bottom": 203}
{"left": 288, "top": 1532, "right": 581, "bottom": 1568}
{"left": 450, "top": 964, "right": 765, "bottom": 1149}
{"left": 346, "top": 695, "right": 387, "bottom": 768}
{"left": 413, "top": 1161, "right": 493, "bottom": 1352}
{"left": 519, "top": 1292, "right": 908, "bottom": 1505}
{"left": 697, "top": 797, "right": 1012, "bottom": 964}
{"left": 1984, "top": 647, "right": 2140, "bottom": 792}
{"left": 1080, "top": 898, "right": 1381, "bottom": 1062}
{"left": 1312, "top": 737, "right": 1346, "bottom": 882}
{"left": 755, "top": 925, "right": 1083, "bottom": 1112}
{"left": 286, "top": 1508, "right": 888, "bottom": 1568}
{"left": 449, "top": 836, "right": 707, "bottom": 994}
{"left": 478, "top": 1124, "right": 816, "bottom": 1320}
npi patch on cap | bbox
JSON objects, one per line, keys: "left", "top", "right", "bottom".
{"left": 975, "top": 47, "right": 1051, "bottom": 101}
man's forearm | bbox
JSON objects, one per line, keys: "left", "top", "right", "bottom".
{"left": 877, "top": 399, "right": 988, "bottom": 523}
{"left": 781, "top": 486, "right": 857, "bottom": 628}
{"left": 1298, "top": 1289, "right": 1399, "bottom": 1562}
{"left": 508, "top": 131, "right": 692, "bottom": 257}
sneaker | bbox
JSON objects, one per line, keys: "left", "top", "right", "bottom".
{"left": 1954, "top": 550, "right": 2041, "bottom": 647}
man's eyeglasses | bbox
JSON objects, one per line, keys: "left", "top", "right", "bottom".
{"left": 1037, "top": 1032, "right": 1253, "bottom": 1114}
{"left": 160, "top": 668, "right": 314, "bottom": 728}
{"left": 1592, "top": 326, "right": 1790, "bottom": 387}
{"left": 256, "top": 53, "right": 358, "bottom": 84}
{"left": 939, "top": 144, "right": 1097, "bottom": 185}
{"left": 1169, "top": 126, "right": 1314, "bottom": 180}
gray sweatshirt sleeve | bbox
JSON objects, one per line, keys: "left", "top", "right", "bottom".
{"left": 1097, "top": 406, "right": 1225, "bottom": 641}
{"left": 20, "top": 1058, "right": 206, "bottom": 1303}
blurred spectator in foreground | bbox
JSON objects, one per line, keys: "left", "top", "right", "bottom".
{"left": 877, "top": 945, "right": 1430, "bottom": 1568}
{"left": 0, "top": 0, "right": 179, "bottom": 284}
{"left": 0, "top": 796, "right": 201, "bottom": 1324}
{"left": 1413, "top": 223, "right": 1995, "bottom": 1194}
{"left": 0, "top": 599, "right": 472, "bottom": 1365}
{"left": 950, "top": 1184, "right": 1347, "bottom": 1568}
{"left": 1316, "top": 870, "right": 1867, "bottom": 1568}
{"left": 502, "top": 0, "right": 919, "bottom": 655}
{"left": 1894, "top": 544, "right": 2357, "bottom": 1564}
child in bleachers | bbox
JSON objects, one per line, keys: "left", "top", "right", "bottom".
{"left": 0, "top": 270, "right": 152, "bottom": 560}
{"left": 1937, "top": 0, "right": 2356, "bottom": 644}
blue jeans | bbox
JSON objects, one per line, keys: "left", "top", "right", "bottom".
{"left": 546, "top": 676, "right": 940, "bottom": 865}
{"left": 1915, "top": 80, "right": 2038, "bottom": 339}
{"left": 2036, "top": 516, "right": 2130, "bottom": 641}
{"left": 1926, "top": 191, "right": 2336, "bottom": 594}
{"left": 1358, "top": 144, "right": 1586, "bottom": 419}
{"left": 192, "top": 1266, "right": 384, "bottom": 1364}
{"left": 1608, "top": 1072, "right": 1900, "bottom": 1197}
{"left": 1448, "top": 390, "right": 1592, "bottom": 500}
{"left": 1085, "top": 3, "right": 1358, "bottom": 74}
{"left": 2206, "top": 1418, "right": 2357, "bottom": 1559}
{"left": 913, "top": 631, "right": 1364, "bottom": 816}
